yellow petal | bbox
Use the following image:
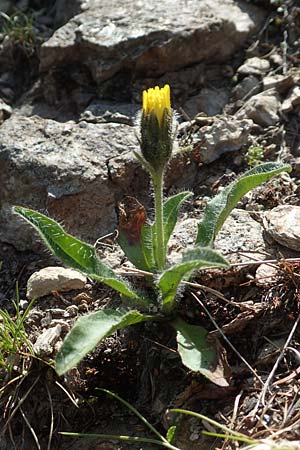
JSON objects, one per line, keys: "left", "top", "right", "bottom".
{"left": 142, "top": 84, "right": 171, "bottom": 126}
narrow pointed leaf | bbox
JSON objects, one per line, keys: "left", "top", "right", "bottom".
{"left": 56, "top": 309, "right": 154, "bottom": 375}
{"left": 14, "top": 207, "right": 140, "bottom": 299}
{"left": 196, "top": 162, "right": 291, "bottom": 246}
{"left": 171, "top": 317, "right": 229, "bottom": 386}
{"left": 162, "top": 191, "right": 193, "bottom": 248}
{"left": 158, "top": 247, "right": 229, "bottom": 313}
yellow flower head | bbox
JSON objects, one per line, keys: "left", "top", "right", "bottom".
{"left": 142, "top": 84, "right": 171, "bottom": 126}
{"left": 139, "top": 84, "right": 174, "bottom": 172}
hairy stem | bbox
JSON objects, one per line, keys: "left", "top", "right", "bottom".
{"left": 152, "top": 169, "right": 165, "bottom": 271}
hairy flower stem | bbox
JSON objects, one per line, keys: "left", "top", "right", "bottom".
{"left": 152, "top": 169, "right": 165, "bottom": 271}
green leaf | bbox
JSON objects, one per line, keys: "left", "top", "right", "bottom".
{"left": 171, "top": 317, "right": 229, "bottom": 386}
{"left": 196, "top": 162, "right": 291, "bottom": 246}
{"left": 158, "top": 247, "right": 229, "bottom": 314}
{"left": 118, "top": 223, "right": 155, "bottom": 271}
{"left": 162, "top": 191, "right": 193, "bottom": 248}
{"left": 55, "top": 309, "right": 154, "bottom": 375}
{"left": 166, "top": 426, "right": 177, "bottom": 444}
{"left": 14, "top": 207, "right": 140, "bottom": 300}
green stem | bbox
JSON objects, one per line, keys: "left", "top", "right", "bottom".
{"left": 152, "top": 169, "right": 165, "bottom": 271}
{"left": 60, "top": 432, "right": 180, "bottom": 449}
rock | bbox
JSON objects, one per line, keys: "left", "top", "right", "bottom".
{"left": 33, "top": 324, "right": 62, "bottom": 356}
{"left": 194, "top": 116, "right": 253, "bottom": 163}
{"left": 168, "top": 217, "right": 198, "bottom": 264}
{"left": 263, "top": 74, "right": 294, "bottom": 94}
{"left": 269, "top": 53, "right": 284, "bottom": 67}
{"left": 168, "top": 209, "right": 267, "bottom": 265}
{"left": 26, "top": 267, "right": 87, "bottom": 299}
{"left": 255, "top": 263, "right": 278, "bottom": 286}
{"left": 237, "top": 57, "right": 270, "bottom": 76}
{"left": 215, "top": 209, "right": 268, "bottom": 264}
{"left": 19, "top": 299, "right": 29, "bottom": 310}
{"left": 231, "top": 75, "right": 261, "bottom": 101}
{"left": 281, "top": 86, "right": 300, "bottom": 113}
{"left": 0, "top": 114, "right": 197, "bottom": 251}
{"left": 263, "top": 205, "right": 300, "bottom": 251}
{"left": 0, "top": 99, "right": 12, "bottom": 123}
{"left": 235, "top": 89, "right": 280, "bottom": 127}
{"left": 50, "top": 319, "right": 70, "bottom": 332}
{"left": 80, "top": 100, "right": 138, "bottom": 124}
{"left": 63, "top": 305, "right": 79, "bottom": 318}
{"left": 40, "top": 0, "right": 265, "bottom": 88}
{"left": 184, "top": 88, "right": 229, "bottom": 117}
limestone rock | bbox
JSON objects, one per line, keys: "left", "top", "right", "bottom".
{"left": 168, "top": 209, "right": 267, "bottom": 266}
{"left": 255, "top": 263, "right": 278, "bottom": 286}
{"left": 184, "top": 88, "right": 229, "bottom": 117}
{"left": 194, "top": 116, "right": 253, "bottom": 164}
{"left": 0, "top": 114, "right": 197, "bottom": 251}
{"left": 40, "top": 0, "right": 265, "bottom": 85}
{"left": 33, "top": 325, "right": 62, "bottom": 356}
{"left": 215, "top": 209, "right": 267, "bottom": 264}
{"left": 263, "top": 205, "right": 300, "bottom": 251}
{"left": 281, "top": 86, "right": 300, "bottom": 113}
{"left": 235, "top": 89, "right": 280, "bottom": 127}
{"left": 263, "top": 74, "right": 294, "bottom": 94}
{"left": 26, "top": 267, "right": 87, "bottom": 299}
{"left": 237, "top": 57, "right": 270, "bottom": 76}
{"left": 231, "top": 75, "right": 261, "bottom": 101}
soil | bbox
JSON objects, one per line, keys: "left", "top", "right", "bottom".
{"left": 1, "top": 1, "right": 300, "bottom": 449}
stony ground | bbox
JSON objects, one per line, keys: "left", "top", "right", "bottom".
{"left": 1, "top": 0, "right": 300, "bottom": 449}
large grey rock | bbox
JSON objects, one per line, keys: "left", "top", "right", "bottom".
{"left": 0, "top": 114, "right": 197, "bottom": 251}
{"left": 40, "top": 0, "right": 265, "bottom": 85}
{"left": 168, "top": 209, "right": 268, "bottom": 265}
{"left": 184, "top": 88, "right": 229, "bottom": 117}
{"left": 193, "top": 116, "right": 253, "bottom": 164}
{"left": 235, "top": 89, "right": 280, "bottom": 127}
{"left": 231, "top": 75, "right": 261, "bottom": 101}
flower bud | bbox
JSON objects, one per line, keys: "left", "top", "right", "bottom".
{"left": 140, "top": 84, "right": 174, "bottom": 172}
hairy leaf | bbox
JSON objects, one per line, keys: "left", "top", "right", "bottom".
{"left": 56, "top": 309, "right": 154, "bottom": 375}
{"left": 119, "top": 223, "right": 155, "bottom": 271}
{"left": 171, "top": 317, "right": 229, "bottom": 386}
{"left": 162, "top": 191, "right": 193, "bottom": 248}
{"left": 196, "top": 162, "right": 291, "bottom": 246}
{"left": 158, "top": 247, "right": 229, "bottom": 314}
{"left": 14, "top": 207, "right": 140, "bottom": 299}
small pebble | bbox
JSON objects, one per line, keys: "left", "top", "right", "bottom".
{"left": 63, "top": 305, "right": 79, "bottom": 318}
{"left": 19, "top": 299, "right": 29, "bottom": 310}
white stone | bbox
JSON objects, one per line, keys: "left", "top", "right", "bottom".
{"left": 281, "top": 86, "right": 300, "bottom": 113}
{"left": 263, "top": 205, "right": 300, "bottom": 251}
{"left": 33, "top": 325, "right": 62, "bottom": 356}
{"left": 235, "top": 89, "right": 280, "bottom": 127}
{"left": 238, "top": 57, "right": 270, "bottom": 76}
{"left": 27, "top": 266, "right": 87, "bottom": 299}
